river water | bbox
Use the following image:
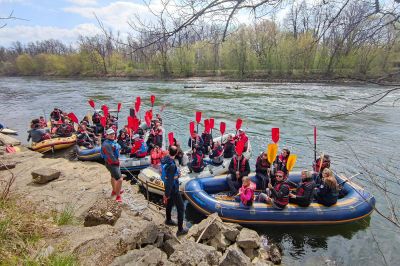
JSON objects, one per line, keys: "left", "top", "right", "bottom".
{"left": 1, "top": 77, "right": 399, "bottom": 265}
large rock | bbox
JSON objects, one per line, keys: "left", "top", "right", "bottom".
{"left": 243, "top": 247, "right": 259, "bottom": 260}
{"left": 168, "top": 241, "right": 221, "bottom": 265}
{"left": 84, "top": 198, "right": 122, "bottom": 227}
{"left": 236, "top": 228, "right": 261, "bottom": 249}
{"left": 162, "top": 238, "right": 181, "bottom": 257}
{"left": 205, "top": 231, "right": 231, "bottom": 252}
{"left": 111, "top": 245, "right": 173, "bottom": 266}
{"left": 31, "top": 168, "right": 61, "bottom": 184}
{"left": 219, "top": 244, "right": 252, "bottom": 266}
{"left": 118, "top": 219, "right": 159, "bottom": 249}
{"left": 187, "top": 213, "right": 223, "bottom": 242}
{"left": 221, "top": 223, "right": 241, "bottom": 242}
{"left": 269, "top": 244, "right": 282, "bottom": 265}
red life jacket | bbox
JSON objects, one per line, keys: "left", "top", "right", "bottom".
{"left": 151, "top": 149, "right": 162, "bottom": 165}
{"left": 233, "top": 157, "right": 247, "bottom": 173}
{"left": 273, "top": 182, "right": 289, "bottom": 206}
{"left": 296, "top": 181, "right": 313, "bottom": 196}
{"left": 192, "top": 152, "right": 204, "bottom": 168}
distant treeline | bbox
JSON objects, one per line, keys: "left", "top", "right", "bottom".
{"left": 1, "top": 2, "right": 399, "bottom": 80}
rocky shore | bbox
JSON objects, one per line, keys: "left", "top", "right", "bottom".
{"left": 0, "top": 133, "right": 282, "bottom": 265}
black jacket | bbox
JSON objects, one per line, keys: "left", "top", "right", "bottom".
{"left": 163, "top": 156, "right": 179, "bottom": 197}
{"left": 228, "top": 157, "right": 250, "bottom": 180}
{"left": 223, "top": 141, "right": 235, "bottom": 158}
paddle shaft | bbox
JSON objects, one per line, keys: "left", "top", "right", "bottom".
{"left": 314, "top": 126, "right": 317, "bottom": 162}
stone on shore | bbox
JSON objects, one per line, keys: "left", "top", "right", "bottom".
{"left": 219, "top": 244, "right": 252, "bottom": 266}
{"left": 31, "top": 168, "right": 61, "bottom": 184}
{"left": 168, "top": 241, "right": 221, "bottom": 265}
{"left": 236, "top": 227, "right": 261, "bottom": 249}
{"left": 84, "top": 198, "right": 122, "bottom": 227}
{"left": 111, "top": 245, "right": 172, "bottom": 266}
{"left": 187, "top": 212, "right": 223, "bottom": 242}
{"left": 269, "top": 244, "right": 282, "bottom": 264}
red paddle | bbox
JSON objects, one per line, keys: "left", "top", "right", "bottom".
{"left": 150, "top": 95, "right": 156, "bottom": 108}
{"left": 132, "top": 117, "right": 139, "bottom": 131}
{"left": 168, "top": 132, "right": 174, "bottom": 146}
{"left": 101, "top": 105, "right": 109, "bottom": 118}
{"left": 195, "top": 111, "right": 202, "bottom": 132}
{"left": 189, "top": 121, "right": 195, "bottom": 135}
{"left": 128, "top": 116, "right": 134, "bottom": 129}
{"left": 314, "top": 126, "right": 317, "bottom": 162}
{"left": 272, "top": 127, "right": 280, "bottom": 143}
{"left": 145, "top": 114, "right": 151, "bottom": 127}
{"left": 67, "top": 112, "right": 79, "bottom": 124}
{"left": 236, "top": 118, "right": 243, "bottom": 132}
{"left": 88, "top": 99, "right": 95, "bottom": 109}
{"left": 220, "top": 121, "right": 226, "bottom": 143}
{"left": 204, "top": 119, "right": 210, "bottom": 133}
{"left": 117, "top": 102, "right": 122, "bottom": 112}
{"left": 236, "top": 139, "right": 245, "bottom": 156}
{"left": 210, "top": 118, "right": 215, "bottom": 134}
{"left": 135, "top": 97, "right": 141, "bottom": 113}
{"left": 100, "top": 116, "right": 106, "bottom": 128}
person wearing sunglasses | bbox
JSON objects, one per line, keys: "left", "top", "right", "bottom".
{"left": 258, "top": 170, "right": 289, "bottom": 210}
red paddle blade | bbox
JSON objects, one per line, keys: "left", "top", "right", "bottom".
{"left": 101, "top": 105, "right": 109, "bottom": 118}
{"left": 117, "top": 102, "right": 122, "bottom": 112}
{"left": 132, "top": 117, "right": 139, "bottom": 131}
{"left": 189, "top": 121, "right": 195, "bottom": 135}
{"left": 210, "top": 118, "right": 215, "bottom": 129}
{"left": 145, "top": 114, "right": 151, "bottom": 127}
{"left": 150, "top": 95, "right": 156, "bottom": 106}
{"left": 220, "top": 122, "right": 226, "bottom": 135}
{"left": 236, "top": 118, "right": 243, "bottom": 130}
{"left": 272, "top": 127, "right": 280, "bottom": 143}
{"left": 128, "top": 116, "right": 134, "bottom": 129}
{"left": 67, "top": 112, "right": 79, "bottom": 124}
{"left": 236, "top": 139, "right": 245, "bottom": 156}
{"left": 135, "top": 97, "right": 141, "bottom": 112}
{"left": 88, "top": 99, "right": 95, "bottom": 109}
{"left": 100, "top": 116, "right": 106, "bottom": 127}
{"left": 195, "top": 111, "right": 202, "bottom": 124}
{"left": 168, "top": 132, "right": 174, "bottom": 146}
{"left": 148, "top": 109, "right": 153, "bottom": 120}
{"left": 204, "top": 119, "right": 210, "bottom": 133}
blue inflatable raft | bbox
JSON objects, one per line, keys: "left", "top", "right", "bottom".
{"left": 76, "top": 145, "right": 102, "bottom": 161}
{"left": 183, "top": 173, "right": 375, "bottom": 225}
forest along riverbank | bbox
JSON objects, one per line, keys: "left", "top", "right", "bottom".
{"left": 0, "top": 133, "right": 281, "bottom": 265}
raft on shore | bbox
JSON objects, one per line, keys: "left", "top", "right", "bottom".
{"left": 76, "top": 145, "right": 102, "bottom": 161}
{"left": 183, "top": 172, "right": 375, "bottom": 225}
{"left": 31, "top": 135, "right": 77, "bottom": 153}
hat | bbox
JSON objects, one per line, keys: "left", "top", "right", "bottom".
{"left": 238, "top": 128, "right": 244, "bottom": 132}
{"left": 106, "top": 128, "right": 115, "bottom": 135}
{"left": 133, "top": 134, "right": 140, "bottom": 139}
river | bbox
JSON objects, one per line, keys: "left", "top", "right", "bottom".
{"left": 1, "top": 77, "right": 399, "bottom": 265}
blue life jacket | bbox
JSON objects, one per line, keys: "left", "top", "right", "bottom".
{"left": 101, "top": 139, "right": 120, "bottom": 165}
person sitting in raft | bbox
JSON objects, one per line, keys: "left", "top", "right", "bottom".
{"left": 201, "top": 129, "right": 213, "bottom": 155}
{"left": 272, "top": 148, "right": 290, "bottom": 184}
{"left": 188, "top": 130, "right": 204, "bottom": 152}
{"left": 226, "top": 153, "right": 250, "bottom": 196}
{"left": 234, "top": 129, "right": 249, "bottom": 152}
{"left": 315, "top": 168, "right": 339, "bottom": 207}
{"left": 222, "top": 134, "right": 235, "bottom": 158}
{"left": 188, "top": 146, "right": 205, "bottom": 173}
{"left": 313, "top": 155, "right": 331, "bottom": 185}
{"left": 235, "top": 176, "right": 256, "bottom": 207}
{"left": 172, "top": 138, "right": 184, "bottom": 166}
{"left": 77, "top": 124, "right": 97, "bottom": 149}
{"left": 39, "top": 116, "right": 47, "bottom": 128}
{"left": 208, "top": 141, "right": 224, "bottom": 166}
{"left": 147, "top": 122, "right": 163, "bottom": 152}
{"left": 50, "top": 108, "right": 62, "bottom": 122}
{"left": 151, "top": 145, "right": 163, "bottom": 167}
{"left": 117, "top": 129, "right": 131, "bottom": 154}
{"left": 289, "top": 170, "right": 315, "bottom": 207}
{"left": 258, "top": 170, "right": 289, "bottom": 210}
{"left": 27, "top": 123, "right": 51, "bottom": 143}
{"left": 56, "top": 118, "right": 75, "bottom": 137}
{"left": 130, "top": 134, "right": 148, "bottom": 158}
{"left": 255, "top": 151, "right": 271, "bottom": 192}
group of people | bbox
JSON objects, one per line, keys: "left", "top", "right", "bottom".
{"left": 232, "top": 153, "right": 340, "bottom": 210}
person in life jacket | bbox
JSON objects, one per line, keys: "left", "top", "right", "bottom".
{"left": 226, "top": 153, "right": 250, "bottom": 196}
{"left": 201, "top": 130, "right": 213, "bottom": 155}
{"left": 272, "top": 148, "right": 290, "bottom": 184}
{"left": 188, "top": 131, "right": 204, "bottom": 152}
{"left": 313, "top": 155, "right": 331, "bottom": 186}
{"left": 208, "top": 141, "right": 224, "bottom": 166}
{"left": 258, "top": 170, "right": 289, "bottom": 210}
{"left": 27, "top": 123, "right": 51, "bottom": 143}
{"left": 188, "top": 147, "right": 205, "bottom": 173}
{"left": 289, "top": 170, "right": 316, "bottom": 207}
{"left": 39, "top": 116, "right": 47, "bottom": 128}
{"left": 235, "top": 176, "right": 256, "bottom": 207}
{"left": 315, "top": 168, "right": 339, "bottom": 207}
{"left": 130, "top": 134, "right": 148, "bottom": 158}
{"left": 56, "top": 118, "right": 75, "bottom": 137}
{"left": 77, "top": 124, "right": 97, "bottom": 149}
{"left": 101, "top": 128, "right": 123, "bottom": 202}
{"left": 255, "top": 152, "right": 271, "bottom": 192}
{"left": 151, "top": 145, "right": 163, "bottom": 166}
{"left": 222, "top": 134, "right": 235, "bottom": 158}
{"left": 162, "top": 145, "right": 188, "bottom": 236}
{"left": 147, "top": 122, "right": 163, "bottom": 152}
{"left": 50, "top": 108, "right": 62, "bottom": 122}
{"left": 234, "top": 129, "right": 249, "bottom": 152}
{"left": 172, "top": 138, "right": 184, "bottom": 166}
{"left": 117, "top": 129, "right": 131, "bottom": 154}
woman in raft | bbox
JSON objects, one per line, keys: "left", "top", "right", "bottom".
{"left": 289, "top": 170, "right": 315, "bottom": 207}
{"left": 235, "top": 176, "right": 256, "bottom": 207}
{"left": 315, "top": 168, "right": 339, "bottom": 207}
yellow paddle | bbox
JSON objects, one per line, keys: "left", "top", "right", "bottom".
{"left": 286, "top": 154, "right": 297, "bottom": 172}
{"left": 267, "top": 143, "right": 278, "bottom": 165}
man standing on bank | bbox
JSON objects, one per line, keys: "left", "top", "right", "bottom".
{"left": 164, "top": 145, "right": 188, "bottom": 236}
{"left": 101, "top": 128, "right": 123, "bottom": 203}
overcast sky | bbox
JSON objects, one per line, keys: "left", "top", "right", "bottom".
{"left": 0, "top": 0, "right": 291, "bottom": 47}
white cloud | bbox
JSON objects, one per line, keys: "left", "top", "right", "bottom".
{"left": 0, "top": 23, "right": 102, "bottom": 46}
{"left": 67, "top": 0, "right": 97, "bottom": 6}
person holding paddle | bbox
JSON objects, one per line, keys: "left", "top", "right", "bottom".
{"left": 188, "top": 146, "right": 205, "bottom": 173}
{"left": 188, "top": 130, "right": 204, "bottom": 152}
{"left": 272, "top": 148, "right": 290, "bottom": 183}
{"left": 222, "top": 134, "right": 235, "bottom": 158}
{"left": 234, "top": 129, "right": 249, "bottom": 152}
{"left": 226, "top": 153, "right": 250, "bottom": 196}
{"left": 255, "top": 151, "right": 271, "bottom": 192}
{"left": 258, "top": 170, "right": 290, "bottom": 210}
{"left": 288, "top": 170, "right": 315, "bottom": 207}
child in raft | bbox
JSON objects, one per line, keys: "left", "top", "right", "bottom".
{"left": 258, "top": 170, "right": 290, "bottom": 210}
{"left": 235, "top": 176, "right": 256, "bottom": 207}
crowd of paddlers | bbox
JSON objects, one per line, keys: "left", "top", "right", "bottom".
{"left": 25, "top": 95, "right": 343, "bottom": 235}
